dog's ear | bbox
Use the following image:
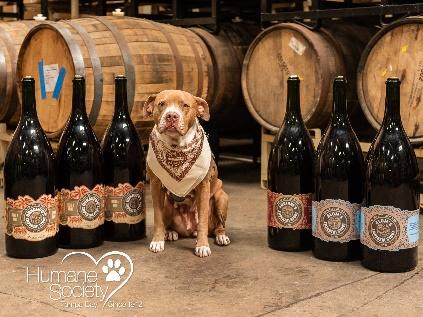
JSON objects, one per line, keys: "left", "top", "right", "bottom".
{"left": 195, "top": 97, "right": 210, "bottom": 121}
{"left": 143, "top": 94, "right": 157, "bottom": 118}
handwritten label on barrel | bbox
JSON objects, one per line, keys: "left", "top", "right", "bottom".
{"left": 43, "top": 64, "right": 59, "bottom": 92}
{"left": 288, "top": 36, "right": 306, "bottom": 56}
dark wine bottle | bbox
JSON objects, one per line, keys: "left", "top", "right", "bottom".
{"left": 313, "top": 77, "right": 364, "bottom": 261}
{"left": 56, "top": 75, "right": 104, "bottom": 249}
{"left": 267, "top": 75, "right": 315, "bottom": 251}
{"left": 362, "top": 78, "right": 419, "bottom": 273}
{"left": 4, "top": 77, "right": 57, "bottom": 258}
{"left": 102, "top": 75, "right": 146, "bottom": 241}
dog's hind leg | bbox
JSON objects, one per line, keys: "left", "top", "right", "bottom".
{"left": 165, "top": 230, "right": 179, "bottom": 241}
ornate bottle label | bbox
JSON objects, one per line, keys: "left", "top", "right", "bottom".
{"left": 267, "top": 191, "right": 312, "bottom": 229}
{"left": 58, "top": 185, "right": 105, "bottom": 229}
{"left": 312, "top": 199, "right": 361, "bottom": 243}
{"left": 360, "top": 205, "right": 419, "bottom": 251}
{"left": 105, "top": 182, "right": 145, "bottom": 224}
{"left": 5, "top": 195, "right": 58, "bottom": 241}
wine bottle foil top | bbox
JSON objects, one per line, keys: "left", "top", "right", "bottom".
{"left": 288, "top": 75, "right": 300, "bottom": 81}
{"left": 334, "top": 75, "right": 346, "bottom": 82}
{"left": 22, "top": 76, "right": 34, "bottom": 82}
{"left": 386, "top": 77, "right": 400, "bottom": 83}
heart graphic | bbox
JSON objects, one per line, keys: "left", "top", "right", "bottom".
{"left": 62, "top": 251, "right": 134, "bottom": 307}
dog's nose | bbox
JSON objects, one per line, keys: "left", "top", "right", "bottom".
{"left": 165, "top": 112, "right": 179, "bottom": 123}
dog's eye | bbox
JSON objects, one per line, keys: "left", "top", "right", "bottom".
{"left": 158, "top": 101, "right": 165, "bottom": 107}
{"left": 183, "top": 104, "right": 190, "bottom": 108}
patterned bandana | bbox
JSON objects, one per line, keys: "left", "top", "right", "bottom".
{"left": 146, "top": 122, "right": 212, "bottom": 198}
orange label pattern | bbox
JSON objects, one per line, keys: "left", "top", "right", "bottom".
{"left": 267, "top": 191, "right": 312, "bottom": 229}
{"left": 105, "top": 182, "right": 145, "bottom": 225}
{"left": 5, "top": 195, "right": 58, "bottom": 241}
{"left": 58, "top": 185, "right": 105, "bottom": 229}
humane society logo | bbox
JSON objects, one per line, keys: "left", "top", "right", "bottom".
{"left": 25, "top": 251, "right": 143, "bottom": 310}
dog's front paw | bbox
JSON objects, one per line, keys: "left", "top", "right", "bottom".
{"left": 165, "top": 230, "right": 179, "bottom": 241}
{"left": 149, "top": 240, "right": 165, "bottom": 253}
{"left": 216, "top": 234, "right": 230, "bottom": 246}
{"left": 195, "top": 245, "right": 211, "bottom": 258}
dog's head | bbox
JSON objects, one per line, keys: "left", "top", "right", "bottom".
{"left": 143, "top": 90, "right": 210, "bottom": 136}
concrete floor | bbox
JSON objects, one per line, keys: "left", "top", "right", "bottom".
{"left": 0, "top": 160, "right": 422, "bottom": 317}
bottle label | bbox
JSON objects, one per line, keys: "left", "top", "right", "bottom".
{"left": 5, "top": 195, "right": 58, "bottom": 241}
{"left": 312, "top": 199, "right": 361, "bottom": 243}
{"left": 360, "top": 205, "right": 419, "bottom": 251}
{"left": 58, "top": 185, "right": 105, "bottom": 229}
{"left": 105, "top": 182, "right": 145, "bottom": 224}
{"left": 267, "top": 191, "right": 312, "bottom": 229}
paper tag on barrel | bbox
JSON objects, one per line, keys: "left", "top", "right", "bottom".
{"left": 5, "top": 195, "right": 58, "bottom": 241}
{"left": 105, "top": 182, "right": 145, "bottom": 224}
{"left": 312, "top": 199, "right": 361, "bottom": 243}
{"left": 267, "top": 191, "right": 312, "bottom": 229}
{"left": 58, "top": 185, "right": 105, "bottom": 229}
{"left": 360, "top": 205, "right": 419, "bottom": 251}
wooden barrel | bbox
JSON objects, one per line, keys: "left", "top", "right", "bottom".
{"left": 17, "top": 16, "right": 212, "bottom": 139}
{"left": 0, "top": 20, "right": 38, "bottom": 125}
{"left": 191, "top": 23, "right": 259, "bottom": 114}
{"left": 242, "top": 22, "right": 375, "bottom": 133}
{"left": 191, "top": 23, "right": 260, "bottom": 136}
{"left": 357, "top": 16, "right": 423, "bottom": 144}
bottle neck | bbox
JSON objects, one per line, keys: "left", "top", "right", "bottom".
{"left": 114, "top": 79, "right": 130, "bottom": 118}
{"left": 21, "top": 81, "right": 37, "bottom": 119}
{"left": 332, "top": 79, "right": 348, "bottom": 123}
{"left": 285, "top": 80, "right": 301, "bottom": 119}
{"left": 71, "top": 79, "right": 88, "bottom": 119}
{"left": 384, "top": 81, "right": 401, "bottom": 124}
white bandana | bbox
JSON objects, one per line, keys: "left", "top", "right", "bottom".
{"left": 147, "top": 122, "right": 212, "bottom": 198}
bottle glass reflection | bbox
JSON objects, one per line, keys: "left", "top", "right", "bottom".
{"left": 267, "top": 75, "right": 315, "bottom": 251}
{"left": 4, "top": 77, "right": 57, "bottom": 258}
{"left": 102, "top": 75, "right": 146, "bottom": 241}
{"left": 56, "top": 75, "right": 104, "bottom": 249}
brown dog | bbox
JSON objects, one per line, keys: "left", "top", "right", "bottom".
{"left": 143, "top": 90, "right": 230, "bottom": 257}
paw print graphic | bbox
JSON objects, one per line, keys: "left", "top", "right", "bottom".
{"left": 102, "top": 258, "right": 126, "bottom": 282}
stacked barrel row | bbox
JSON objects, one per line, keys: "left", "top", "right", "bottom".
{"left": 3, "top": 16, "right": 423, "bottom": 144}
{"left": 0, "top": 17, "right": 259, "bottom": 143}
{"left": 241, "top": 17, "right": 423, "bottom": 145}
